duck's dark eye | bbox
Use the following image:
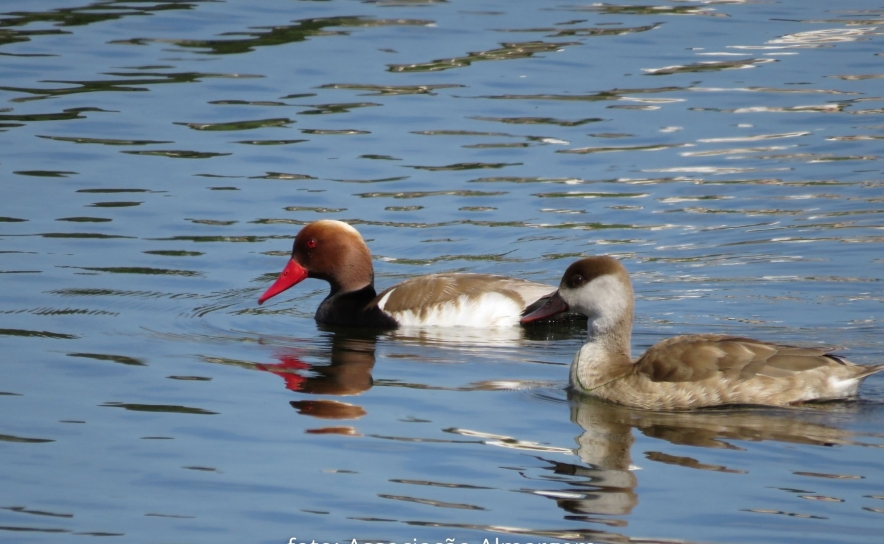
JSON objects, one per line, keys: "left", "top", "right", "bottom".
{"left": 569, "top": 274, "right": 585, "bottom": 288}
{"left": 306, "top": 239, "right": 317, "bottom": 249}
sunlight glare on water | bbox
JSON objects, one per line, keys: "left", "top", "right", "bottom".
{"left": 1, "top": 1, "right": 883, "bottom": 543}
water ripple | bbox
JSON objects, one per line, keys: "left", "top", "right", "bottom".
{"left": 3, "top": 1, "right": 884, "bottom": 541}
{"left": 388, "top": 41, "right": 582, "bottom": 73}
{"left": 318, "top": 83, "right": 465, "bottom": 95}
{"left": 175, "top": 118, "right": 295, "bottom": 131}
{"left": 100, "top": 402, "right": 218, "bottom": 415}
{"left": 108, "top": 17, "right": 435, "bottom": 54}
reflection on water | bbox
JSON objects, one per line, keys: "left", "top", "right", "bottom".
{"left": 260, "top": 334, "right": 377, "bottom": 397}
{"left": 519, "top": 394, "right": 880, "bottom": 538}
{"left": 188, "top": 323, "right": 884, "bottom": 540}
{"left": 212, "top": 326, "right": 581, "bottom": 424}
{"left": 2, "top": 0, "right": 884, "bottom": 541}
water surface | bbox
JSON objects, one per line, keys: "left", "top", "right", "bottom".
{"left": 1, "top": 1, "right": 883, "bottom": 543}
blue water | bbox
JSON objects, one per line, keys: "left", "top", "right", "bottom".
{"left": 1, "top": 1, "right": 883, "bottom": 542}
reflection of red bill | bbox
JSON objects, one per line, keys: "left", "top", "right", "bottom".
{"left": 257, "top": 259, "right": 308, "bottom": 305}
{"left": 257, "top": 355, "right": 309, "bottom": 391}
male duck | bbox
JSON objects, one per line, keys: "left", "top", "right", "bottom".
{"left": 258, "top": 220, "right": 558, "bottom": 328}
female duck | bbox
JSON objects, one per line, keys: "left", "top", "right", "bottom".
{"left": 258, "top": 220, "right": 558, "bottom": 329}
{"left": 521, "top": 256, "right": 884, "bottom": 410}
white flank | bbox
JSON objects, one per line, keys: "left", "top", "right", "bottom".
{"left": 827, "top": 375, "right": 860, "bottom": 398}
{"left": 389, "top": 292, "right": 524, "bottom": 328}
{"left": 375, "top": 290, "right": 393, "bottom": 311}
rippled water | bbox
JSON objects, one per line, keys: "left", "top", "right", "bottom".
{"left": 1, "top": 1, "right": 883, "bottom": 542}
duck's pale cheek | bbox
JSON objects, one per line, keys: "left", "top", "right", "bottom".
{"left": 576, "top": 275, "right": 632, "bottom": 321}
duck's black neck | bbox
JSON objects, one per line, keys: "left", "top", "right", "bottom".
{"left": 315, "top": 284, "right": 398, "bottom": 329}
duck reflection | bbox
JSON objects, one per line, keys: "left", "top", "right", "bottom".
{"left": 529, "top": 393, "right": 864, "bottom": 526}
{"left": 256, "top": 329, "right": 379, "bottom": 422}
{"left": 526, "top": 396, "right": 639, "bottom": 519}
{"left": 253, "top": 322, "right": 584, "bottom": 423}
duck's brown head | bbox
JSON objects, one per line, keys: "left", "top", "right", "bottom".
{"left": 258, "top": 220, "right": 374, "bottom": 305}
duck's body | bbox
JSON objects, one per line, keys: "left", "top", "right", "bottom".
{"left": 569, "top": 333, "right": 880, "bottom": 411}
{"left": 258, "top": 220, "right": 557, "bottom": 329}
{"left": 522, "top": 256, "right": 884, "bottom": 410}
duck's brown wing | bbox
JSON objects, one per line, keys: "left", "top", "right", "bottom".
{"left": 371, "top": 274, "right": 554, "bottom": 315}
{"left": 633, "top": 335, "right": 841, "bottom": 383}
